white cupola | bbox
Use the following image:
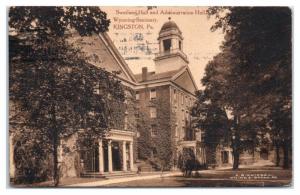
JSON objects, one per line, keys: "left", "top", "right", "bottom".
{"left": 154, "top": 17, "right": 189, "bottom": 73}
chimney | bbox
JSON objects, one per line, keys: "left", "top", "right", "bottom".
{"left": 142, "top": 67, "right": 148, "bottom": 81}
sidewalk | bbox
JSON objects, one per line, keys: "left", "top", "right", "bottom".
{"left": 204, "top": 160, "right": 279, "bottom": 171}
{"left": 62, "top": 160, "right": 286, "bottom": 187}
{"left": 65, "top": 171, "right": 182, "bottom": 187}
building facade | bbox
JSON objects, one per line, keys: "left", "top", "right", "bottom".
{"left": 58, "top": 32, "right": 141, "bottom": 177}
{"left": 133, "top": 20, "right": 206, "bottom": 170}
{"left": 9, "top": 18, "right": 283, "bottom": 181}
{"left": 9, "top": 19, "right": 209, "bottom": 180}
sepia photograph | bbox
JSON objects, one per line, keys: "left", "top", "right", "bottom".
{"left": 8, "top": 5, "right": 292, "bottom": 188}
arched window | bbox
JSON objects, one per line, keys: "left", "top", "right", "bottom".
{"left": 163, "top": 39, "right": 171, "bottom": 52}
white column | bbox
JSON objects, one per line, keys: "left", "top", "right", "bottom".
{"left": 122, "top": 141, "right": 127, "bottom": 171}
{"left": 228, "top": 150, "right": 233, "bottom": 164}
{"left": 199, "top": 147, "right": 202, "bottom": 164}
{"left": 9, "top": 133, "right": 15, "bottom": 179}
{"left": 108, "top": 140, "right": 113, "bottom": 173}
{"left": 129, "top": 141, "right": 134, "bottom": 171}
{"left": 58, "top": 139, "right": 63, "bottom": 162}
{"left": 171, "top": 38, "right": 176, "bottom": 50}
{"left": 202, "top": 148, "right": 205, "bottom": 164}
{"left": 159, "top": 41, "right": 164, "bottom": 53}
{"left": 204, "top": 147, "right": 207, "bottom": 164}
{"left": 98, "top": 139, "right": 104, "bottom": 173}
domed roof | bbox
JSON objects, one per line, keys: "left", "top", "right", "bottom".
{"left": 159, "top": 18, "right": 181, "bottom": 33}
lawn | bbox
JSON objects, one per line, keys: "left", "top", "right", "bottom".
{"left": 104, "top": 168, "right": 292, "bottom": 187}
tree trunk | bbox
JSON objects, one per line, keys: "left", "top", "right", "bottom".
{"left": 232, "top": 144, "right": 240, "bottom": 170}
{"left": 275, "top": 144, "right": 280, "bottom": 167}
{"left": 50, "top": 73, "right": 59, "bottom": 186}
{"left": 282, "top": 141, "right": 289, "bottom": 169}
{"left": 160, "top": 165, "right": 164, "bottom": 178}
{"left": 232, "top": 114, "right": 240, "bottom": 170}
{"left": 53, "top": 134, "right": 59, "bottom": 186}
{"left": 51, "top": 106, "right": 59, "bottom": 186}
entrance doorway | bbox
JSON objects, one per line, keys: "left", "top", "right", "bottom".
{"left": 80, "top": 140, "right": 126, "bottom": 173}
{"left": 260, "top": 148, "right": 269, "bottom": 160}
{"left": 221, "top": 151, "right": 229, "bottom": 164}
{"left": 112, "top": 142, "right": 122, "bottom": 171}
{"left": 102, "top": 141, "right": 122, "bottom": 172}
{"left": 103, "top": 142, "right": 109, "bottom": 172}
{"left": 81, "top": 143, "right": 99, "bottom": 172}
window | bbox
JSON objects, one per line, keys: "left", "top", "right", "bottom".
{"left": 151, "top": 125, "right": 158, "bottom": 137}
{"left": 179, "top": 40, "right": 182, "bottom": 50}
{"left": 107, "top": 93, "right": 112, "bottom": 100}
{"left": 135, "top": 91, "right": 140, "bottom": 100}
{"left": 125, "top": 90, "right": 131, "bottom": 97}
{"left": 150, "top": 107, "right": 157, "bottom": 118}
{"left": 124, "top": 115, "right": 128, "bottom": 130}
{"left": 221, "top": 151, "right": 229, "bottom": 164}
{"left": 182, "top": 126, "right": 186, "bottom": 139}
{"left": 178, "top": 126, "right": 182, "bottom": 138}
{"left": 181, "top": 94, "right": 184, "bottom": 105}
{"left": 124, "top": 90, "right": 130, "bottom": 104}
{"left": 152, "top": 147, "right": 158, "bottom": 157}
{"left": 137, "top": 131, "right": 140, "bottom": 138}
{"left": 163, "top": 39, "right": 171, "bottom": 52}
{"left": 150, "top": 88, "right": 156, "bottom": 100}
{"left": 93, "top": 83, "right": 100, "bottom": 94}
{"left": 198, "top": 130, "right": 203, "bottom": 142}
{"left": 173, "top": 89, "right": 177, "bottom": 102}
{"left": 186, "top": 111, "right": 189, "bottom": 121}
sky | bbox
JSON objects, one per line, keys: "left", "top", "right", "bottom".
{"left": 102, "top": 6, "right": 225, "bottom": 89}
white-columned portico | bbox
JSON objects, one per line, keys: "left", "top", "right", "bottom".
{"left": 90, "top": 129, "right": 135, "bottom": 174}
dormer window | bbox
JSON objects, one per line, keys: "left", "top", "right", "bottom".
{"left": 163, "top": 39, "right": 171, "bottom": 52}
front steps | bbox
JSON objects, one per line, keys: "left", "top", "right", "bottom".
{"left": 80, "top": 171, "right": 136, "bottom": 179}
{"left": 135, "top": 159, "right": 161, "bottom": 172}
{"left": 136, "top": 161, "right": 154, "bottom": 172}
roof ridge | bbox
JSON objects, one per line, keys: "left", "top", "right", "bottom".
{"left": 134, "top": 66, "right": 187, "bottom": 83}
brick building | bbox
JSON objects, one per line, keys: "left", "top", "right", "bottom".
{"left": 133, "top": 20, "right": 206, "bottom": 169}
{"left": 9, "top": 19, "right": 206, "bottom": 180}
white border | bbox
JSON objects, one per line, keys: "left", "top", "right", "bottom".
{"left": 1, "top": 0, "right": 299, "bottom": 195}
